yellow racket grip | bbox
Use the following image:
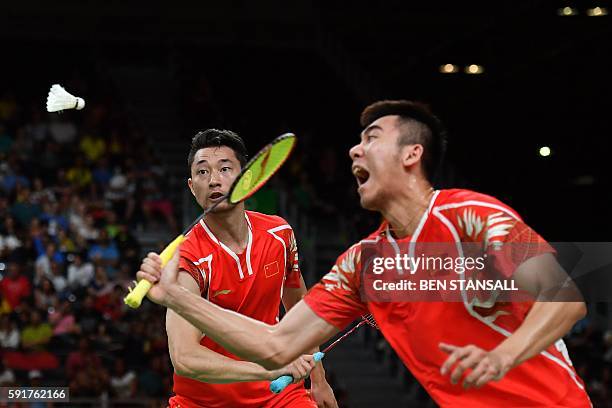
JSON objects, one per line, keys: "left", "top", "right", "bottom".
{"left": 124, "top": 234, "right": 186, "bottom": 309}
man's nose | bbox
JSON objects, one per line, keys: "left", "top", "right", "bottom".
{"left": 349, "top": 143, "right": 363, "bottom": 160}
{"left": 209, "top": 170, "right": 222, "bottom": 188}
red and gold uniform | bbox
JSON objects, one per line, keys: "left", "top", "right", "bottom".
{"left": 305, "top": 189, "right": 591, "bottom": 408}
{"left": 170, "top": 211, "right": 314, "bottom": 408}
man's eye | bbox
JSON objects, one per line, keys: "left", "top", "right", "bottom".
{"left": 367, "top": 135, "right": 377, "bottom": 142}
{"left": 198, "top": 169, "right": 209, "bottom": 175}
{"left": 221, "top": 167, "right": 231, "bottom": 172}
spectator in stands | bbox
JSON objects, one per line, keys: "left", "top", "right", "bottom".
{"left": 0, "top": 359, "right": 16, "bottom": 386}
{"left": 10, "top": 187, "right": 41, "bottom": 227}
{"left": 48, "top": 261, "right": 68, "bottom": 294}
{"left": 92, "top": 156, "right": 113, "bottom": 197}
{"left": 0, "top": 216, "right": 22, "bottom": 258}
{"left": 70, "top": 368, "right": 110, "bottom": 398}
{"left": 74, "top": 294, "right": 100, "bottom": 335}
{"left": 53, "top": 168, "right": 73, "bottom": 199}
{"left": 28, "top": 369, "right": 44, "bottom": 386}
{"left": 34, "top": 242, "right": 63, "bottom": 284}
{"left": 94, "top": 284, "right": 125, "bottom": 321}
{"left": 105, "top": 210, "right": 120, "bottom": 239}
{"left": 0, "top": 263, "right": 31, "bottom": 312}
{"left": 80, "top": 131, "right": 106, "bottom": 163}
{"left": 138, "top": 356, "right": 165, "bottom": 398}
{"left": 67, "top": 252, "right": 95, "bottom": 291}
{"left": 122, "top": 320, "right": 147, "bottom": 368}
{"left": 89, "top": 266, "right": 114, "bottom": 297}
{"left": 57, "top": 228, "right": 77, "bottom": 254}
{"left": 110, "top": 357, "right": 137, "bottom": 398}
{"left": 93, "top": 321, "right": 113, "bottom": 349}
{"left": 88, "top": 229, "right": 119, "bottom": 275}
{"left": 30, "top": 177, "right": 56, "bottom": 205}
{"left": 105, "top": 166, "right": 136, "bottom": 222}
{"left": 0, "top": 314, "right": 20, "bottom": 350}
{"left": 114, "top": 224, "right": 140, "bottom": 269}
{"left": 66, "top": 338, "right": 103, "bottom": 380}
{"left": 2, "top": 161, "right": 30, "bottom": 194}
{"left": 141, "top": 176, "right": 178, "bottom": 232}
{"left": 40, "top": 201, "right": 69, "bottom": 237}
{"left": 68, "top": 198, "right": 98, "bottom": 244}
{"left": 21, "top": 310, "right": 53, "bottom": 352}
{"left": 4, "top": 309, "right": 60, "bottom": 371}
{"left": 67, "top": 339, "right": 111, "bottom": 398}
{"left": 66, "top": 157, "right": 93, "bottom": 192}
{"left": 107, "top": 129, "right": 124, "bottom": 165}
{"left": 115, "top": 262, "right": 135, "bottom": 288}
{"left": 33, "top": 278, "right": 57, "bottom": 311}
{"left": 49, "top": 300, "right": 78, "bottom": 337}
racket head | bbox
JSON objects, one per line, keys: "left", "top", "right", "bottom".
{"left": 228, "top": 133, "right": 296, "bottom": 203}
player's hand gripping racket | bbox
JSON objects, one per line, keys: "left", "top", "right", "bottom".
{"left": 124, "top": 133, "right": 297, "bottom": 308}
{"left": 269, "top": 314, "right": 378, "bottom": 393}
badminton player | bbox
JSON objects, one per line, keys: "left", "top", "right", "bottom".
{"left": 137, "top": 129, "right": 337, "bottom": 408}
{"left": 137, "top": 105, "right": 591, "bottom": 407}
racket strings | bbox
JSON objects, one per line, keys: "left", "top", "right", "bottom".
{"left": 362, "top": 313, "right": 379, "bottom": 329}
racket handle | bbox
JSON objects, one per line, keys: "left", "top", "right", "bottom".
{"left": 124, "top": 235, "right": 186, "bottom": 309}
{"left": 269, "top": 352, "right": 325, "bottom": 394}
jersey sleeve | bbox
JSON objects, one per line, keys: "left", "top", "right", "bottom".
{"left": 448, "top": 194, "right": 555, "bottom": 278}
{"left": 303, "top": 244, "right": 369, "bottom": 330}
{"left": 283, "top": 228, "right": 302, "bottom": 289}
{"left": 179, "top": 239, "right": 207, "bottom": 295}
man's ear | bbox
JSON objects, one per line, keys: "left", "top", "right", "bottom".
{"left": 187, "top": 178, "right": 196, "bottom": 197}
{"left": 401, "top": 144, "right": 424, "bottom": 168}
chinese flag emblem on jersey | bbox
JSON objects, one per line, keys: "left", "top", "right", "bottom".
{"left": 264, "top": 261, "right": 280, "bottom": 278}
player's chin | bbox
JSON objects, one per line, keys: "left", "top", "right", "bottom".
{"left": 209, "top": 201, "right": 237, "bottom": 213}
{"left": 358, "top": 191, "right": 379, "bottom": 211}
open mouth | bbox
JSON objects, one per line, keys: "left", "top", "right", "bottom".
{"left": 209, "top": 192, "right": 225, "bottom": 200}
{"left": 352, "top": 166, "right": 370, "bottom": 186}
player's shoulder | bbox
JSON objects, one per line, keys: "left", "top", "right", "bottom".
{"left": 182, "top": 220, "right": 215, "bottom": 252}
{"left": 245, "top": 211, "right": 292, "bottom": 231}
{"left": 434, "top": 188, "right": 521, "bottom": 220}
{"left": 333, "top": 231, "right": 379, "bottom": 266}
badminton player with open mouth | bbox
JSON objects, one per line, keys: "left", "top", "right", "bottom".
{"left": 137, "top": 129, "right": 337, "bottom": 408}
{"left": 138, "top": 104, "right": 591, "bottom": 407}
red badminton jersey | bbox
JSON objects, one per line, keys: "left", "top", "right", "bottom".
{"left": 304, "top": 189, "right": 591, "bottom": 407}
{"left": 172, "top": 211, "right": 305, "bottom": 408}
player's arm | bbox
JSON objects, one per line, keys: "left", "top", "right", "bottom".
{"left": 138, "top": 251, "right": 339, "bottom": 369}
{"left": 493, "top": 253, "right": 585, "bottom": 364}
{"left": 282, "top": 276, "right": 336, "bottom": 405}
{"left": 441, "top": 253, "right": 586, "bottom": 388}
{"left": 167, "top": 271, "right": 315, "bottom": 383}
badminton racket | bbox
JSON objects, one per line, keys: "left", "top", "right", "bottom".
{"left": 270, "top": 314, "right": 378, "bottom": 393}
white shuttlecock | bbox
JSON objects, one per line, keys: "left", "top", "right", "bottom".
{"left": 46, "top": 84, "right": 85, "bottom": 112}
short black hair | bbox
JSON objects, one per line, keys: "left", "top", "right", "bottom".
{"left": 187, "top": 129, "right": 248, "bottom": 173}
{"left": 360, "top": 100, "right": 447, "bottom": 181}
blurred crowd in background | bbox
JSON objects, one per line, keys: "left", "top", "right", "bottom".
{"left": 0, "top": 81, "right": 175, "bottom": 405}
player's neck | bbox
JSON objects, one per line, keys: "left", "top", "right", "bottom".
{"left": 205, "top": 206, "right": 249, "bottom": 253}
{"left": 382, "top": 179, "right": 434, "bottom": 239}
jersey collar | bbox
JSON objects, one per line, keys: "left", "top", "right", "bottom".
{"left": 200, "top": 212, "right": 254, "bottom": 280}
